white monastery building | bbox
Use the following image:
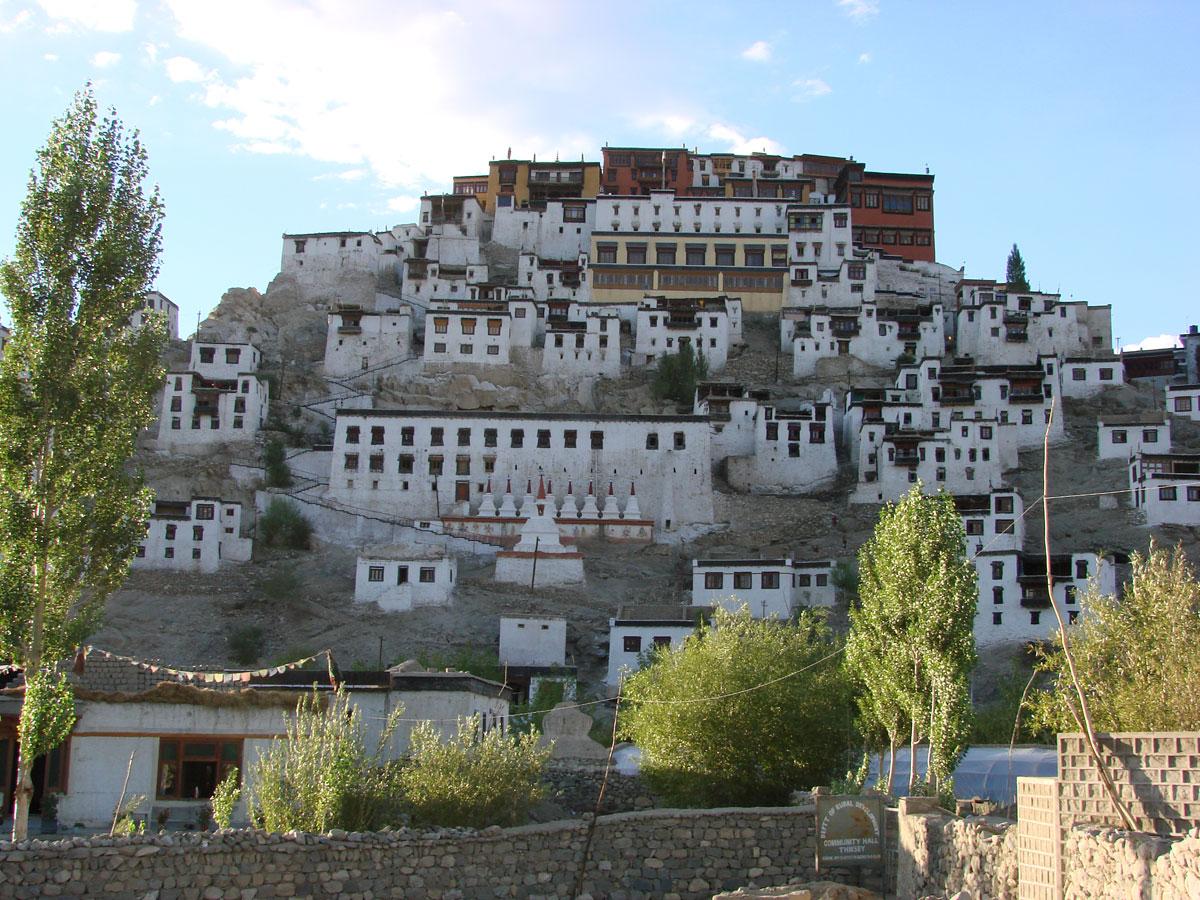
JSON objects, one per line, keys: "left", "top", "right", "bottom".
{"left": 1060, "top": 357, "right": 1123, "bottom": 398}
{"left": 1097, "top": 413, "right": 1170, "bottom": 461}
{"left": 423, "top": 307, "right": 513, "bottom": 366}
{"left": 324, "top": 304, "right": 413, "bottom": 377}
{"left": 955, "top": 281, "right": 1113, "bottom": 364}
{"left": 281, "top": 230, "right": 384, "bottom": 286}
{"left": 786, "top": 302, "right": 945, "bottom": 377}
{"left": 955, "top": 489, "right": 1025, "bottom": 556}
{"left": 691, "top": 557, "right": 836, "bottom": 618}
{"left": 633, "top": 295, "right": 735, "bottom": 372}
{"left": 542, "top": 310, "right": 621, "bottom": 378}
{"left": 1166, "top": 383, "right": 1200, "bottom": 422}
{"left": 1129, "top": 452, "right": 1200, "bottom": 527}
{"left": 133, "top": 498, "right": 252, "bottom": 574}
{"left": 973, "top": 550, "right": 1119, "bottom": 646}
{"left": 353, "top": 547, "right": 457, "bottom": 612}
{"left": 156, "top": 341, "right": 270, "bottom": 448}
{"left": 131, "top": 291, "right": 180, "bottom": 340}
{"left": 325, "top": 409, "right": 716, "bottom": 533}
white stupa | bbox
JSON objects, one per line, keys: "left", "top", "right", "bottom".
{"left": 601, "top": 482, "right": 621, "bottom": 520}
{"left": 498, "top": 478, "right": 518, "bottom": 518}
{"left": 517, "top": 479, "right": 537, "bottom": 519}
{"left": 559, "top": 480, "right": 580, "bottom": 519}
{"left": 622, "top": 483, "right": 642, "bottom": 519}
{"left": 477, "top": 478, "right": 497, "bottom": 517}
{"left": 579, "top": 481, "right": 601, "bottom": 519}
{"left": 494, "top": 475, "right": 585, "bottom": 587}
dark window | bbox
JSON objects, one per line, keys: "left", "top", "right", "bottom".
{"left": 1075, "top": 559, "right": 1089, "bottom": 579}
{"left": 761, "top": 571, "right": 780, "bottom": 589}
{"left": 371, "top": 426, "right": 385, "bottom": 445}
{"left": 993, "top": 612, "right": 1002, "bottom": 626}
{"left": 369, "top": 454, "right": 384, "bottom": 473}
{"left": 623, "top": 635, "right": 642, "bottom": 653}
{"left": 965, "top": 519, "right": 984, "bottom": 535}
{"left": 991, "top": 561, "right": 1004, "bottom": 580}
{"left": 192, "top": 526, "right": 203, "bottom": 541}
{"left": 430, "top": 427, "right": 444, "bottom": 446}
{"left": 401, "top": 427, "right": 415, "bottom": 446}
{"left": 344, "top": 453, "right": 359, "bottom": 471}
{"left": 419, "top": 567, "right": 436, "bottom": 583}
{"left": 511, "top": 429, "right": 524, "bottom": 448}
{"left": 674, "top": 431, "right": 686, "bottom": 450}
{"left": 195, "top": 504, "right": 215, "bottom": 521}
{"left": 345, "top": 426, "right": 360, "bottom": 444}
{"left": 591, "top": 430, "right": 604, "bottom": 449}
{"left": 456, "top": 456, "right": 470, "bottom": 476}
{"left": 457, "top": 427, "right": 471, "bottom": 447}
{"left": 646, "top": 433, "right": 659, "bottom": 450}
{"left": 564, "top": 430, "right": 577, "bottom": 449}
{"left": 704, "top": 572, "right": 724, "bottom": 589}
{"left": 734, "top": 572, "right": 752, "bottom": 589}
{"left": 398, "top": 454, "right": 414, "bottom": 474}
{"left": 157, "top": 738, "right": 241, "bottom": 800}
{"left": 428, "top": 456, "right": 443, "bottom": 476}
{"left": 537, "top": 429, "right": 551, "bottom": 448}
{"left": 397, "top": 566, "right": 409, "bottom": 584}
{"left": 199, "top": 347, "right": 215, "bottom": 364}
{"left": 368, "top": 566, "right": 384, "bottom": 582}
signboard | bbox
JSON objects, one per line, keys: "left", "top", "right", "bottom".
{"left": 815, "top": 793, "right": 885, "bottom": 868}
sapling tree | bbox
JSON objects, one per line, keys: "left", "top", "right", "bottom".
{"left": 0, "top": 86, "right": 167, "bottom": 839}
{"left": 846, "top": 485, "right": 978, "bottom": 794}
{"left": 1006, "top": 244, "right": 1030, "bottom": 291}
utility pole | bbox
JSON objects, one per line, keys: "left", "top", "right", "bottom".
{"left": 529, "top": 536, "right": 540, "bottom": 589}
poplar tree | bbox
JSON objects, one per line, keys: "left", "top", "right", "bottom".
{"left": 846, "top": 486, "right": 978, "bottom": 795}
{"left": 0, "top": 87, "right": 166, "bottom": 839}
{"left": 1006, "top": 244, "right": 1029, "bottom": 291}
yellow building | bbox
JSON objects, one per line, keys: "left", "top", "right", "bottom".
{"left": 589, "top": 232, "right": 791, "bottom": 313}
{"left": 454, "top": 160, "right": 602, "bottom": 214}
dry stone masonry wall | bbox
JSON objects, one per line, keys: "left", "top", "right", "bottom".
{"left": 894, "top": 798, "right": 1018, "bottom": 900}
{"left": 1062, "top": 826, "right": 1200, "bottom": 899}
{"left": 0, "top": 805, "right": 879, "bottom": 900}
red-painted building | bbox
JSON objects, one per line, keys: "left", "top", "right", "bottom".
{"left": 835, "top": 167, "right": 936, "bottom": 263}
{"left": 601, "top": 147, "right": 691, "bottom": 195}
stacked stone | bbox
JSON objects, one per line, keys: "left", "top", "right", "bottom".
{"left": 542, "top": 764, "right": 656, "bottom": 815}
{"left": 896, "top": 799, "right": 1018, "bottom": 900}
{"left": 1063, "top": 826, "right": 1200, "bottom": 899}
{"left": 0, "top": 805, "right": 880, "bottom": 899}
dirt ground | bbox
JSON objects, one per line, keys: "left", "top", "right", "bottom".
{"left": 95, "top": 282, "right": 1200, "bottom": 701}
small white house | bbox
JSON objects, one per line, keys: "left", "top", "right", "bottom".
{"left": 605, "top": 605, "right": 707, "bottom": 692}
{"left": 156, "top": 369, "right": 270, "bottom": 447}
{"left": 955, "top": 282, "right": 1113, "bottom": 364}
{"left": 133, "top": 498, "right": 252, "bottom": 574}
{"left": 324, "top": 305, "right": 412, "bottom": 377}
{"left": 1097, "top": 414, "right": 1170, "bottom": 461}
{"left": 973, "top": 550, "right": 1119, "bottom": 646}
{"left": 52, "top": 654, "right": 510, "bottom": 829}
{"left": 423, "top": 308, "right": 512, "bottom": 366}
{"left": 634, "top": 295, "right": 731, "bottom": 372}
{"left": 354, "top": 547, "right": 456, "bottom": 612}
{"left": 1129, "top": 452, "right": 1200, "bottom": 527}
{"left": 722, "top": 399, "right": 839, "bottom": 494}
{"left": 1166, "top": 383, "right": 1200, "bottom": 422}
{"left": 691, "top": 557, "right": 836, "bottom": 617}
{"left": 1060, "top": 358, "right": 1123, "bottom": 398}
{"left": 789, "top": 302, "right": 944, "bottom": 377}
{"left": 189, "top": 341, "right": 262, "bottom": 381}
{"left": 499, "top": 616, "right": 567, "bottom": 669}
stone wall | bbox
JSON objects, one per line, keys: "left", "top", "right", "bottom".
{"left": 0, "top": 805, "right": 883, "bottom": 899}
{"left": 1062, "top": 826, "right": 1200, "bottom": 899}
{"left": 542, "top": 764, "right": 656, "bottom": 816}
{"left": 895, "top": 797, "right": 1019, "bottom": 900}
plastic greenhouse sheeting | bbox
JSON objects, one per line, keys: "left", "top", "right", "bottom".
{"left": 864, "top": 745, "right": 1057, "bottom": 805}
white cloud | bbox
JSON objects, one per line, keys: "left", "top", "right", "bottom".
{"left": 164, "top": 55, "right": 209, "bottom": 83}
{"left": 141, "top": 41, "right": 163, "bottom": 63}
{"left": 0, "top": 8, "right": 32, "bottom": 33}
{"left": 43, "top": 51, "right": 58, "bottom": 61}
{"left": 633, "top": 112, "right": 697, "bottom": 138}
{"left": 793, "top": 78, "right": 833, "bottom": 100}
{"left": 91, "top": 50, "right": 121, "bottom": 68}
{"left": 858, "top": 52, "right": 872, "bottom": 64}
{"left": 706, "top": 123, "right": 785, "bottom": 156}
{"left": 159, "top": 0, "right": 597, "bottom": 196}
{"left": 741, "top": 40, "right": 771, "bottom": 63}
{"left": 1122, "top": 334, "right": 1182, "bottom": 352}
{"left": 37, "top": 0, "right": 136, "bottom": 32}
{"left": 314, "top": 168, "right": 368, "bottom": 182}
{"left": 386, "top": 195, "right": 420, "bottom": 213}
{"left": 148, "top": 94, "right": 160, "bottom": 106}
{"left": 837, "top": 0, "right": 879, "bottom": 20}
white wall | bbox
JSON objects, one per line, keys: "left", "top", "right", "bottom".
{"left": 156, "top": 371, "right": 269, "bottom": 448}
{"left": 423, "top": 310, "right": 511, "bottom": 366}
{"left": 325, "top": 411, "right": 716, "bottom": 531}
{"left": 605, "top": 621, "right": 696, "bottom": 689}
{"left": 1129, "top": 454, "right": 1200, "bottom": 526}
{"left": 1061, "top": 359, "right": 1123, "bottom": 398}
{"left": 790, "top": 302, "right": 944, "bottom": 376}
{"left": 324, "top": 309, "right": 412, "bottom": 377}
{"left": 634, "top": 301, "right": 730, "bottom": 371}
{"left": 281, "top": 232, "right": 382, "bottom": 286}
{"left": 1167, "top": 384, "right": 1200, "bottom": 422}
{"left": 541, "top": 314, "right": 621, "bottom": 378}
{"left": 724, "top": 401, "right": 839, "bottom": 494}
{"left": 491, "top": 201, "right": 594, "bottom": 259}
{"left": 131, "top": 291, "right": 180, "bottom": 340}
{"left": 353, "top": 555, "right": 456, "bottom": 611}
{"left": 133, "top": 498, "right": 251, "bottom": 574}
{"left": 189, "top": 342, "right": 262, "bottom": 380}
{"left": 499, "top": 617, "right": 567, "bottom": 668}
{"left": 973, "top": 551, "right": 1114, "bottom": 646}
{"left": 1097, "top": 419, "right": 1170, "bottom": 460}
{"left": 955, "top": 286, "right": 1113, "bottom": 364}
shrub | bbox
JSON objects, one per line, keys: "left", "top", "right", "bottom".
{"left": 227, "top": 625, "right": 265, "bottom": 666}
{"left": 247, "top": 687, "right": 404, "bottom": 833}
{"left": 651, "top": 343, "right": 708, "bottom": 405}
{"left": 258, "top": 498, "right": 312, "bottom": 550}
{"left": 211, "top": 767, "right": 241, "bottom": 829}
{"left": 263, "top": 437, "right": 293, "bottom": 488}
{"left": 399, "top": 717, "right": 550, "bottom": 828}
{"left": 259, "top": 569, "right": 302, "bottom": 603}
{"left": 620, "top": 607, "right": 854, "bottom": 807}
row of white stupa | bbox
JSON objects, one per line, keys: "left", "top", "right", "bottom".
{"left": 475, "top": 477, "right": 643, "bottom": 521}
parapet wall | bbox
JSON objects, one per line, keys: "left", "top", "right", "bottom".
{"left": 0, "top": 805, "right": 880, "bottom": 900}
{"left": 895, "top": 797, "right": 1019, "bottom": 900}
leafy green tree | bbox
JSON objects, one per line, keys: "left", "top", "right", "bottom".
{"left": 651, "top": 342, "right": 708, "bottom": 405}
{"left": 1006, "top": 244, "right": 1029, "bottom": 291}
{"left": 263, "top": 436, "right": 293, "bottom": 488}
{"left": 248, "top": 687, "right": 405, "bottom": 832}
{"left": 846, "top": 486, "right": 978, "bottom": 795}
{"left": 1031, "top": 542, "right": 1200, "bottom": 732}
{"left": 399, "top": 716, "right": 550, "bottom": 827}
{"left": 258, "top": 498, "right": 313, "bottom": 549}
{"left": 619, "top": 607, "right": 853, "bottom": 807}
{"left": 0, "top": 86, "right": 167, "bottom": 839}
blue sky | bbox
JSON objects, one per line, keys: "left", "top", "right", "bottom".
{"left": 1, "top": 0, "right": 1197, "bottom": 348}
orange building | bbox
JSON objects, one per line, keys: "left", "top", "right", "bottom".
{"left": 600, "top": 147, "right": 691, "bottom": 195}
{"left": 835, "top": 167, "right": 935, "bottom": 263}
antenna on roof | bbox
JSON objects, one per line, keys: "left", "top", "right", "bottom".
{"left": 507, "top": 147, "right": 511, "bottom": 160}
{"left": 925, "top": 164, "right": 930, "bottom": 174}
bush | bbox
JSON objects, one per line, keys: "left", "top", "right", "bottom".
{"left": 211, "top": 767, "right": 241, "bottom": 829}
{"left": 399, "top": 717, "right": 550, "bottom": 828}
{"left": 259, "top": 569, "right": 302, "bottom": 603}
{"left": 264, "top": 437, "right": 292, "bottom": 488}
{"left": 247, "top": 688, "right": 404, "bottom": 833}
{"left": 227, "top": 625, "right": 265, "bottom": 666}
{"left": 258, "top": 498, "right": 312, "bottom": 550}
{"left": 620, "top": 607, "right": 854, "bottom": 807}
{"left": 651, "top": 343, "right": 708, "bottom": 405}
